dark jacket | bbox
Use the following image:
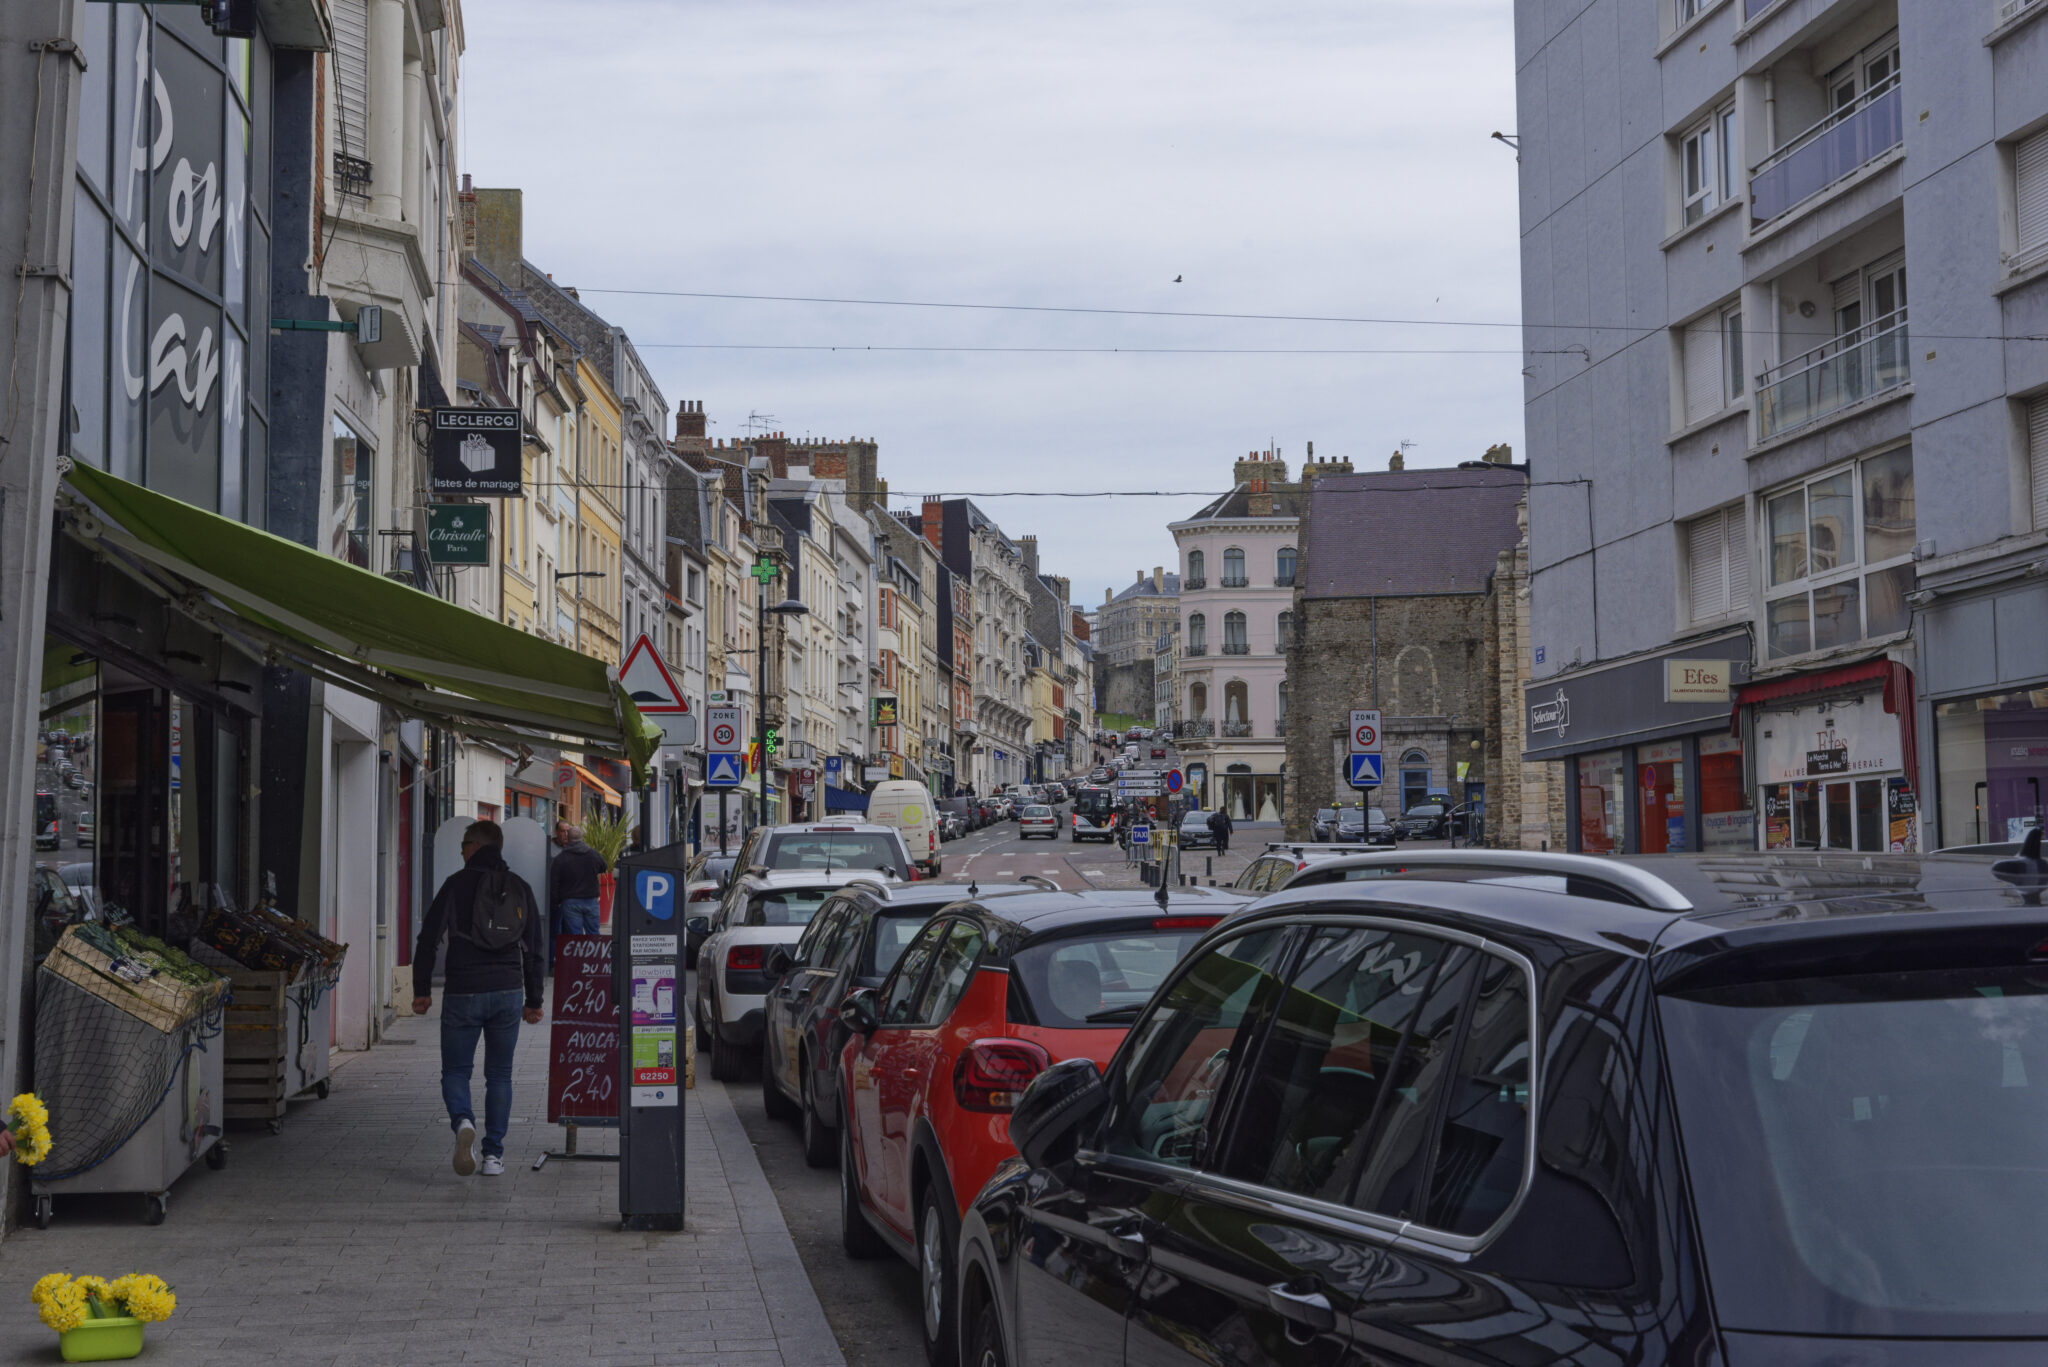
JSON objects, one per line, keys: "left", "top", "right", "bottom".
{"left": 414, "top": 846, "right": 546, "bottom": 1009}
{"left": 1207, "top": 810, "right": 1234, "bottom": 836}
{"left": 549, "top": 840, "right": 606, "bottom": 905}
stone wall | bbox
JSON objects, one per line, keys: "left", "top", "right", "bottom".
{"left": 1482, "top": 531, "right": 1567, "bottom": 849}
{"left": 1094, "top": 658, "right": 1157, "bottom": 721}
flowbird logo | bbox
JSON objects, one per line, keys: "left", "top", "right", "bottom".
{"left": 459, "top": 431, "right": 495, "bottom": 472}
{"left": 1529, "top": 687, "right": 1571, "bottom": 740}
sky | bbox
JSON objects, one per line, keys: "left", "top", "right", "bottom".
{"left": 462, "top": 0, "right": 1524, "bottom": 608}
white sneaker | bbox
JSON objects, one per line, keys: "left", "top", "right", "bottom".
{"left": 480, "top": 1155, "right": 505, "bottom": 1177}
{"left": 452, "top": 1119, "right": 477, "bottom": 1176}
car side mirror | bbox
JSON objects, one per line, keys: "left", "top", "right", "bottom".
{"left": 1011, "top": 1057, "right": 1110, "bottom": 1171}
{"left": 685, "top": 915, "right": 711, "bottom": 936}
{"left": 766, "top": 947, "right": 794, "bottom": 979}
{"left": 842, "top": 987, "right": 880, "bottom": 1036}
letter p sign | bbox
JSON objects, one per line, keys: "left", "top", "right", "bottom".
{"left": 637, "top": 870, "right": 676, "bottom": 921}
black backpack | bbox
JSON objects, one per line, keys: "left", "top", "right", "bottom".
{"left": 460, "top": 868, "right": 533, "bottom": 951}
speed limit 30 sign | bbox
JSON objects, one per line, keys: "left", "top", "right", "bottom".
{"left": 1349, "top": 708, "right": 1382, "bottom": 754}
{"left": 707, "top": 705, "right": 742, "bottom": 754}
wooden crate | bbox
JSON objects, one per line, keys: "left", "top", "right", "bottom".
{"left": 44, "top": 927, "right": 223, "bottom": 1033}
{"left": 220, "top": 966, "right": 290, "bottom": 1123}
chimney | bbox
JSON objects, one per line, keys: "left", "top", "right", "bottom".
{"left": 1019, "top": 535, "right": 1039, "bottom": 577}
{"left": 921, "top": 496, "right": 943, "bottom": 552}
{"left": 471, "top": 186, "right": 524, "bottom": 285}
{"left": 674, "top": 399, "right": 706, "bottom": 441}
{"left": 1389, "top": 450, "right": 1405, "bottom": 472}
{"left": 1104, "top": 588, "right": 1113, "bottom": 605}
{"left": 1152, "top": 567, "right": 1163, "bottom": 592}
{"left": 1483, "top": 442, "right": 1514, "bottom": 465}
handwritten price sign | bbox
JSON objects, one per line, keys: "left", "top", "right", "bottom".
{"left": 547, "top": 935, "right": 619, "bottom": 1124}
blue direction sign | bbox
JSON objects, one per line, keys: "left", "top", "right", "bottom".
{"left": 706, "top": 753, "right": 744, "bottom": 788}
{"left": 1130, "top": 825, "right": 1152, "bottom": 846}
{"left": 1348, "top": 754, "right": 1384, "bottom": 789}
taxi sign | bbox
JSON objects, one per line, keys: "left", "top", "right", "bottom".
{"left": 1130, "top": 825, "right": 1152, "bottom": 846}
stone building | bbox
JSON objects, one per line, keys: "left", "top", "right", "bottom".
{"left": 1096, "top": 567, "right": 1181, "bottom": 668}
{"left": 1284, "top": 455, "right": 1538, "bottom": 838}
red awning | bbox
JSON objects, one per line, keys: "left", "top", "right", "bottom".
{"left": 1733, "top": 658, "right": 1917, "bottom": 795}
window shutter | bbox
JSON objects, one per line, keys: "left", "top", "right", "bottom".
{"left": 1687, "top": 513, "right": 1727, "bottom": 621}
{"left": 1683, "top": 314, "right": 1723, "bottom": 425}
{"left": 2020, "top": 128, "right": 2048, "bottom": 262}
{"left": 332, "top": 0, "right": 370, "bottom": 160}
{"left": 2030, "top": 397, "right": 2048, "bottom": 533}
{"left": 1724, "top": 505, "right": 1752, "bottom": 611}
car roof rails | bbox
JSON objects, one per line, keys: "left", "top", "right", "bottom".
{"left": 1298, "top": 849, "right": 1693, "bottom": 911}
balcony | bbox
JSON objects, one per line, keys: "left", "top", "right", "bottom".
{"left": 1743, "top": 0, "right": 1783, "bottom": 18}
{"left": 1273, "top": 574, "right": 1295, "bottom": 588}
{"left": 1750, "top": 77, "right": 1902, "bottom": 227}
{"left": 1223, "top": 721, "right": 1254, "bottom": 738}
{"left": 1220, "top": 575, "right": 1249, "bottom": 589}
{"left": 1185, "top": 644, "right": 1208, "bottom": 657}
{"left": 1177, "top": 719, "right": 1214, "bottom": 738}
{"left": 1182, "top": 576, "right": 1206, "bottom": 591}
{"left": 1755, "top": 306, "right": 1909, "bottom": 441}
{"left": 1222, "top": 642, "right": 1250, "bottom": 656}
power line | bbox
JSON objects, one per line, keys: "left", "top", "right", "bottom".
{"left": 629, "top": 342, "right": 1536, "bottom": 355}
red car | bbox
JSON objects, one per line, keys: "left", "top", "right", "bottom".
{"left": 835, "top": 886, "right": 1247, "bottom": 1365}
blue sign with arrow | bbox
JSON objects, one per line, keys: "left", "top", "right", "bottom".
{"left": 706, "top": 753, "right": 744, "bottom": 788}
{"left": 1348, "top": 754, "right": 1384, "bottom": 789}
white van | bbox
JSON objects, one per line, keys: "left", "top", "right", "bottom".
{"left": 865, "top": 780, "right": 942, "bottom": 877}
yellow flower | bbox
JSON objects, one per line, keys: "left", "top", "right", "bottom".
{"left": 16, "top": 1119, "right": 50, "bottom": 1165}
{"left": 37, "top": 1280, "right": 88, "bottom": 1333}
{"left": 7, "top": 1093, "right": 52, "bottom": 1165}
{"left": 30, "top": 1273, "right": 69, "bottom": 1309}
{"left": 111, "top": 1274, "right": 175, "bottom": 1324}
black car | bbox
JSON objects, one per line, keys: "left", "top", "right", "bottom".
{"left": 957, "top": 843, "right": 2048, "bottom": 1366}
{"left": 1333, "top": 805, "right": 1394, "bottom": 846}
{"left": 1309, "top": 807, "right": 1339, "bottom": 841}
{"left": 759, "top": 877, "right": 1053, "bottom": 1165}
{"left": 1393, "top": 800, "right": 1451, "bottom": 839}
{"left": 1177, "top": 809, "right": 1217, "bottom": 850}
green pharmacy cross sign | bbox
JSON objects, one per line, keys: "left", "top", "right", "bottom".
{"left": 749, "top": 559, "right": 779, "bottom": 585}
{"left": 426, "top": 505, "right": 491, "bottom": 566}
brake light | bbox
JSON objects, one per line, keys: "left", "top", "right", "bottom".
{"left": 728, "top": 944, "right": 765, "bottom": 972}
{"left": 689, "top": 887, "right": 720, "bottom": 902}
{"left": 954, "top": 1039, "right": 1050, "bottom": 1113}
{"left": 1152, "top": 916, "right": 1221, "bottom": 931}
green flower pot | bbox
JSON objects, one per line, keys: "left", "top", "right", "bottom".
{"left": 59, "top": 1316, "right": 144, "bottom": 1362}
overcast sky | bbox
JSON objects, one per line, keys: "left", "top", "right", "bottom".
{"left": 463, "top": 0, "right": 1523, "bottom": 608}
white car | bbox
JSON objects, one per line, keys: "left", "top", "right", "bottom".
{"left": 1018, "top": 803, "right": 1059, "bottom": 839}
{"left": 692, "top": 868, "right": 896, "bottom": 1082}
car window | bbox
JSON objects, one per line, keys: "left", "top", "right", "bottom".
{"left": 1104, "top": 928, "right": 1294, "bottom": 1168}
{"left": 1231, "top": 860, "right": 1266, "bottom": 892}
{"left": 1423, "top": 953, "right": 1531, "bottom": 1233}
{"left": 792, "top": 902, "right": 840, "bottom": 967}
{"left": 816, "top": 901, "right": 867, "bottom": 972}
{"left": 864, "top": 910, "right": 932, "bottom": 978}
{"left": 767, "top": 831, "right": 907, "bottom": 877}
{"left": 1220, "top": 926, "right": 1476, "bottom": 1214}
{"left": 1024, "top": 805, "right": 1052, "bottom": 818}
{"left": 745, "top": 889, "right": 835, "bottom": 927}
{"left": 877, "top": 920, "right": 945, "bottom": 1025}
{"left": 912, "top": 920, "right": 986, "bottom": 1023}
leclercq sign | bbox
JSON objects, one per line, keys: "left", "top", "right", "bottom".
{"left": 429, "top": 407, "right": 522, "bottom": 496}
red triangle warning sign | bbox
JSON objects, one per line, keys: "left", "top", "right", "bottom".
{"left": 619, "top": 634, "right": 689, "bottom": 713}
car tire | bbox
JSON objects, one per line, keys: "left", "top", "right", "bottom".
{"left": 800, "top": 1065, "right": 834, "bottom": 1168}
{"left": 919, "top": 1186, "right": 962, "bottom": 1367}
{"left": 840, "top": 1111, "right": 888, "bottom": 1259}
{"left": 711, "top": 1029, "right": 748, "bottom": 1082}
{"left": 762, "top": 1039, "right": 798, "bottom": 1120}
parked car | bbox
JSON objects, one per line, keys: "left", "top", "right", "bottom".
{"left": 837, "top": 886, "right": 1250, "bottom": 1363}
{"left": 1336, "top": 805, "right": 1395, "bottom": 846}
{"left": 74, "top": 815, "right": 93, "bottom": 849}
{"left": 760, "top": 877, "right": 1053, "bottom": 1165}
{"left": 681, "top": 852, "right": 741, "bottom": 968}
{"left": 1228, "top": 841, "right": 1363, "bottom": 894}
{"left": 1394, "top": 800, "right": 1452, "bottom": 840}
{"left": 729, "top": 821, "right": 915, "bottom": 882}
{"left": 867, "top": 780, "right": 944, "bottom": 878}
{"left": 1088, "top": 767, "right": 1110, "bottom": 784}
{"left": 1177, "top": 808, "right": 1217, "bottom": 850}
{"left": 692, "top": 868, "right": 894, "bottom": 1081}
{"left": 1309, "top": 807, "right": 1339, "bottom": 840}
{"left": 33, "top": 791, "right": 59, "bottom": 851}
{"left": 1018, "top": 804, "right": 1059, "bottom": 840}
{"left": 1069, "top": 786, "right": 1119, "bottom": 843}
{"left": 1043, "top": 782, "right": 1068, "bottom": 805}
{"left": 958, "top": 844, "right": 2048, "bottom": 1367}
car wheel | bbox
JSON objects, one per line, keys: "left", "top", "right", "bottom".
{"left": 800, "top": 1064, "right": 834, "bottom": 1168}
{"left": 919, "top": 1188, "right": 960, "bottom": 1367}
{"left": 711, "top": 1028, "right": 748, "bottom": 1082}
{"left": 762, "top": 1037, "right": 798, "bottom": 1120}
{"left": 840, "top": 1111, "right": 888, "bottom": 1259}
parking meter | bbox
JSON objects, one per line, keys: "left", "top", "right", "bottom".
{"left": 615, "top": 842, "right": 692, "bottom": 1230}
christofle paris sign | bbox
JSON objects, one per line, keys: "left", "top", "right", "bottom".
{"left": 425, "top": 505, "right": 491, "bottom": 565}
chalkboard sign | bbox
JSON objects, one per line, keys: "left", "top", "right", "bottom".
{"left": 548, "top": 935, "right": 618, "bottom": 1124}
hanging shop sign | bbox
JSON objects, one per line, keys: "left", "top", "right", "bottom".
{"left": 424, "top": 504, "right": 490, "bottom": 565}
{"left": 871, "top": 695, "right": 900, "bottom": 727}
{"left": 1754, "top": 696, "right": 1902, "bottom": 784}
{"left": 429, "top": 407, "right": 522, "bottom": 496}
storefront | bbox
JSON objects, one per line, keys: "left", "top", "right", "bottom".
{"left": 1523, "top": 632, "right": 1754, "bottom": 855}
{"left": 1738, "top": 657, "right": 1919, "bottom": 853}
{"left": 1918, "top": 574, "right": 2048, "bottom": 849}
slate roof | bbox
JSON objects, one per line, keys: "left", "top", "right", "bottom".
{"left": 1109, "top": 572, "right": 1180, "bottom": 604}
{"left": 1184, "top": 485, "right": 1307, "bottom": 522}
{"left": 1301, "top": 466, "right": 1526, "bottom": 599}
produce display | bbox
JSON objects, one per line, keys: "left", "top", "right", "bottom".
{"left": 198, "top": 902, "right": 346, "bottom": 985}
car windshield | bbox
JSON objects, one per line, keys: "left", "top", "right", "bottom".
{"left": 743, "top": 889, "right": 837, "bottom": 927}
{"left": 1023, "top": 805, "right": 1052, "bottom": 818}
{"left": 1074, "top": 790, "right": 1115, "bottom": 818}
{"left": 1405, "top": 804, "right": 1445, "bottom": 817}
{"left": 1315, "top": 808, "right": 1336, "bottom": 822}
{"left": 768, "top": 832, "right": 905, "bottom": 876}
{"left": 1661, "top": 966, "right": 2048, "bottom": 1337}
{"left": 864, "top": 911, "right": 933, "bottom": 977}
{"left": 1337, "top": 810, "right": 1364, "bottom": 827}
{"left": 1181, "top": 812, "right": 1208, "bottom": 827}
{"left": 1011, "top": 927, "right": 1213, "bottom": 1028}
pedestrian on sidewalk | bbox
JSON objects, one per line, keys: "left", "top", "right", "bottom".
{"left": 1207, "top": 806, "right": 1234, "bottom": 856}
{"left": 550, "top": 820, "right": 606, "bottom": 937}
{"left": 413, "top": 820, "right": 545, "bottom": 1177}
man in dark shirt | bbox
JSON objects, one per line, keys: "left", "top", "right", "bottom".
{"left": 1207, "top": 806, "right": 1234, "bottom": 856}
{"left": 550, "top": 821, "right": 607, "bottom": 937}
{"left": 413, "top": 820, "right": 545, "bottom": 1177}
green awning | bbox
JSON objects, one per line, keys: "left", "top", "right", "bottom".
{"left": 62, "top": 461, "right": 661, "bottom": 783}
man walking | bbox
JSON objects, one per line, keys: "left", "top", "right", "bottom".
{"left": 550, "top": 821, "right": 606, "bottom": 937}
{"left": 413, "top": 820, "right": 545, "bottom": 1177}
{"left": 1207, "top": 806, "right": 1234, "bottom": 856}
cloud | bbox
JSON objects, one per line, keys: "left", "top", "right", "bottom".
{"left": 462, "top": 0, "right": 1523, "bottom": 605}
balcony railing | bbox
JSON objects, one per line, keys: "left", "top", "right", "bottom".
{"left": 1275, "top": 718, "right": 1287, "bottom": 736}
{"left": 1182, "top": 576, "right": 1206, "bottom": 591}
{"left": 1273, "top": 574, "right": 1295, "bottom": 588}
{"left": 1223, "top": 721, "right": 1254, "bottom": 738}
{"left": 1185, "top": 644, "right": 1208, "bottom": 656}
{"left": 2001, "top": 0, "right": 2043, "bottom": 23}
{"left": 1750, "top": 77, "right": 1902, "bottom": 226}
{"left": 1220, "top": 575, "right": 1249, "bottom": 588}
{"left": 1177, "top": 719, "right": 1214, "bottom": 738}
{"left": 1743, "top": 0, "right": 1783, "bottom": 19}
{"left": 1755, "top": 306, "right": 1909, "bottom": 441}
{"left": 1222, "top": 642, "right": 1249, "bottom": 655}
{"left": 1274, "top": 642, "right": 1289, "bottom": 653}
{"left": 334, "top": 153, "right": 372, "bottom": 201}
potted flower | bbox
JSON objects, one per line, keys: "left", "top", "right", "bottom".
{"left": 32, "top": 1273, "right": 175, "bottom": 1362}
{"left": 581, "top": 809, "right": 631, "bottom": 924}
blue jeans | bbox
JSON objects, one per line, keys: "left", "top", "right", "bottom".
{"left": 440, "top": 989, "right": 524, "bottom": 1159}
{"left": 558, "top": 898, "right": 601, "bottom": 935}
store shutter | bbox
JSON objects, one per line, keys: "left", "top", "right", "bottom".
{"left": 333, "top": 0, "right": 370, "bottom": 161}
{"left": 1687, "top": 511, "right": 1726, "bottom": 622}
{"left": 2017, "top": 127, "right": 2048, "bottom": 263}
{"left": 2030, "top": 397, "right": 2048, "bottom": 533}
{"left": 1682, "top": 313, "right": 1723, "bottom": 425}
{"left": 1724, "top": 505, "right": 1752, "bottom": 611}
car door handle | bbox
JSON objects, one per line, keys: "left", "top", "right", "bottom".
{"left": 1107, "top": 1221, "right": 1146, "bottom": 1259}
{"left": 1264, "top": 1282, "right": 1336, "bottom": 1334}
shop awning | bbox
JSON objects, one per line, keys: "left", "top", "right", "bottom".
{"left": 62, "top": 462, "right": 661, "bottom": 784}
{"left": 824, "top": 785, "right": 869, "bottom": 814}
{"left": 563, "top": 761, "right": 624, "bottom": 808}
{"left": 1734, "top": 656, "right": 1918, "bottom": 794}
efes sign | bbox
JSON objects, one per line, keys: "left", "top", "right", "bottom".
{"left": 425, "top": 504, "right": 490, "bottom": 565}
{"left": 429, "top": 407, "right": 522, "bottom": 496}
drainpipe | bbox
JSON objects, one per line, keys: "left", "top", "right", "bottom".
{"left": 1763, "top": 70, "right": 1777, "bottom": 149}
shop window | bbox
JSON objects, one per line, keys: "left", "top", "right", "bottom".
{"left": 1763, "top": 448, "right": 1915, "bottom": 659}
{"left": 1934, "top": 688, "right": 2048, "bottom": 847}
{"left": 1764, "top": 775, "right": 1896, "bottom": 851}
{"left": 329, "top": 415, "right": 372, "bottom": 568}
{"left": 1638, "top": 741, "right": 1687, "bottom": 853}
{"left": 1577, "top": 751, "right": 1625, "bottom": 854}
{"left": 1699, "top": 733, "right": 1753, "bottom": 850}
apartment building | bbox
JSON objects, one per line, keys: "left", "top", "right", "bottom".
{"left": 922, "top": 498, "right": 1034, "bottom": 792}
{"left": 1515, "top": 0, "right": 2048, "bottom": 854}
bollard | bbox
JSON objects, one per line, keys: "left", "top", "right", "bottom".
{"left": 1206, "top": 857, "right": 1213, "bottom": 879}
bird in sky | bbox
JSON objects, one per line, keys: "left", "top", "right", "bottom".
{"left": 1172, "top": 275, "right": 1182, "bottom": 283}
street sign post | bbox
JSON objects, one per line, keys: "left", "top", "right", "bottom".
{"left": 1349, "top": 709, "right": 1383, "bottom": 754}
{"left": 1348, "top": 754, "right": 1384, "bottom": 789}
{"left": 705, "top": 754, "right": 743, "bottom": 788}
{"left": 621, "top": 635, "right": 696, "bottom": 748}
{"left": 706, "top": 705, "right": 742, "bottom": 754}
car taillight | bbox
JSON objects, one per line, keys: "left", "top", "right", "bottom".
{"left": 1152, "top": 916, "right": 1221, "bottom": 931}
{"left": 954, "top": 1039, "right": 1050, "bottom": 1113}
{"left": 689, "top": 887, "right": 720, "bottom": 902}
{"left": 728, "top": 944, "right": 765, "bottom": 972}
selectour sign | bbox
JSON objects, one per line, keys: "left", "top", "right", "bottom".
{"left": 425, "top": 505, "right": 490, "bottom": 565}
{"left": 430, "top": 407, "right": 523, "bottom": 496}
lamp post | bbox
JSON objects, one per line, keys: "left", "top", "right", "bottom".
{"left": 752, "top": 557, "right": 806, "bottom": 825}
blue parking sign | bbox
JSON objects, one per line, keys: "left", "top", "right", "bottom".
{"left": 636, "top": 869, "right": 677, "bottom": 921}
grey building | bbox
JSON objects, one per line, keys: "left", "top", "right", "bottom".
{"left": 1515, "top": 0, "right": 2048, "bottom": 856}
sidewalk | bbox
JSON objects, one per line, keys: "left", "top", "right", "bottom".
{"left": 0, "top": 1003, "right": 844, "bottom": 1367}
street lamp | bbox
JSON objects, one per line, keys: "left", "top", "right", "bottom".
{"left": 752, "top": 557, "right": 806, "bottom": 823}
